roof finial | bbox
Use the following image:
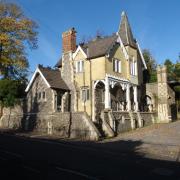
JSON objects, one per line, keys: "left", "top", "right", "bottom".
{"left": 121, "top": 11, "right": 126, "bottom": 16}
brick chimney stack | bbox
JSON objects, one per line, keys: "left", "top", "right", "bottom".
{"left": 62, "top": 27, "right": 76, "bottom": 53}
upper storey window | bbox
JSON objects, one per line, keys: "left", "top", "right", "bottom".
{"left": 113, "top": 59, "right": 121, "bottom": 73}
{"left": 76, "top": 60, "right": 84, "bottom": 73}
{"left": 130, "top": 58, "right": 137, "bottom": 76}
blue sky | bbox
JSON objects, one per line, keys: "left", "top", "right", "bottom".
{"left": 12, "top": 0, "right": 180, "bottom": 76}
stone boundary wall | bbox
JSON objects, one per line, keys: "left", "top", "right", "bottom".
{"left": 0, "top": 105, "right": 24, "bottom": 129}
{"left": 139, "top": 112, "right": 156, "bottom": 126}
{"left": 111, "top": 111, "right": 156, "bottom": 134}
{"left": 111, "top": 111, "right": 132, "bottom": 134}
{"left": 70, "top": 112, "right": 100, "bottom": 140}
{"left": 0, "top": 110, "right": 100, "bottom": 141}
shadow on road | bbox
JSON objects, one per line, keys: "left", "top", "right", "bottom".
{"left": 0, "top": 129, "right": 179, "bottom": 179}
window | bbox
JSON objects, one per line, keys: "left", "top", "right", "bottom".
{"left": 76, "top": 60, "right": 84, "bottom": 73}
{"left": 81, "top": 88, "right": 90, "bottom": 102}
{"left": 130, "top": 58, "right": 137, "bottom": 76}
{"left": 113, "top": 59, "right": 121, "bottom": 73}
{"left": 42, "top": 91, "right": 46, "bottom": 99}
{"left": 38, "top": 92, "right": 41, "bottom": 99}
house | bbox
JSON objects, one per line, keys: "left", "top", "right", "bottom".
{"left": 0, "top": 11, "right": 176, "bottom": 140}
{"left": 56, "top": 12, "right": 147, "bottom": 121}
{"left": 25, "top": 65, "right": 70, "bottom": 114}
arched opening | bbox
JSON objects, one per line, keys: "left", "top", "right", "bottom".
{"left": 144, "top": 95, "right": 153, "bottom": 112}
{"left": 110, "top": 83, "right": 126, "bottom": 111}
{"left": 130, "top": 86, "right": 135, "bottom": 111}
{"left": 94, "top": 81, "right": 105, "bottom": 120}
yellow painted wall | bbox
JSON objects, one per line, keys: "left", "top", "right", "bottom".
{"left": 105, "top": 46, "right": 129, "bottom": 79}
{"left": 126, "top": 46, "right": 139, "bottom": 84}
{"left": 73, "top": 45, "right": 141, "bottom": 116}
{"left": 91, "top": 56, "right": 106, "bottom": 80}
{"left": 73, "top": 50, "right": 106, "bottom": 116}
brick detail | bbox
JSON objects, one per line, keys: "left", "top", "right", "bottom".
{"left": 62, "top": 28, "right": 76, "bottom": 53}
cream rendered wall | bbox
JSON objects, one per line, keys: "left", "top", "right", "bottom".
{"left": 73, "top": 50, "right": 106, "bottom": 116}
{"left": 105, "top": 46, "right": 129, "bottom": 80}
{"left": 73, "top": 50, "right": 90, "bottom": 115}
{"left": 91, "top": 56, "right": 106, "bottom": 80}
{"left": 126, "top": 46, "right": 139, "bottom": 85}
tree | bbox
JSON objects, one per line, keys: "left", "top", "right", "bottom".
{"left": 0, "top": 2, "right": 38, "bottom": 119}
{"left": 174, "top": 61, "right": 180, "bottom": 81}
{"left": 0, "top": 79, "right": 26, "bottom": 117}
{"left": 164, "top": 59, "right": 175, "bottom": 81}
{"left": 142, "top": 49, "right": 157, "bottom": 83}
{"left": 164, "top": 58, "right": 180, "bottom": 114}
{"left": 0, "top": 1, "right": 38, "bottom": 79}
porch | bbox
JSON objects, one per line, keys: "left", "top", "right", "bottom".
{"left": 92, "top": 74, "right": 140, "bottom": 122}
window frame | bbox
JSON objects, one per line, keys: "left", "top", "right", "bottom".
{"left": 113, "top": 59, "right": 121, "bottom": 73}
{"left": 76, "top": 60, "right": 84, "bottom": 73}
{"left": 130, "top": 58, "right": 137, "bottom": 76}
{"left": 81, "top": 88, "right": 90, "bottom": 102}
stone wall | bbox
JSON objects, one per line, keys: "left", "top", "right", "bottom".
{"left": 27, "top": 74, "right": 54, "bottom": 113}
{"left": 70, "top": 112, "right": 100, "bottom": 140}
{"left": 111, "top": 111, "right": 132, "bottom": 133}
{"left": 61, "top": 52, "right": 77, "bottom": 112}
{"left": 140, "top": 112, "right": 155, "bottom": 126}
{"left": 23, "top": 112, "right": 70, "bottom": 137}
{"left": 1, "top": 109, "right": 100, "bottom": 140}
{"left": 0, "top": 104, "right": 24, "bottom": 129}
{"left": 110, "top": 111, "right": 155, "bottom": 134}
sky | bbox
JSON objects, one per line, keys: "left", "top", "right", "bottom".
{"left": 11, "top": 0, "right": 180, "bottom": 76}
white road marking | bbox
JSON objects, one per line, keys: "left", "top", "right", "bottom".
{"left": 152, "top": 168, "right": 174, "bottom": 176}
{"left": 23, "top": 165, "right": 41, "bottom": 174}
{"left": 56, "top": 166, "right": 99, "bottom": 180}
{"left": 0, "top": 156, "right": 7, "bottom": 161}
{"left": 0, "top": 150, "right": 22, "bottom": 158}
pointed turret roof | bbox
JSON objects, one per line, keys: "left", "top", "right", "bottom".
{"left": 118, "top": 11, "right": 137, "bottom": 48}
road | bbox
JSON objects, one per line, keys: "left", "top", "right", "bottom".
{"left": 0, "top": 129, "right": 180, "bottom": 179}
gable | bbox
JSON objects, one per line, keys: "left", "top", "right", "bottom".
{"left": 25, "top": 68, "right": 50, "bottom": 92}
{"left": 73, "top": 46, "right": 87, "bottom": 60}
{"left": 25, "top": 66, "right": 69, "bottom": 92}
{"left": 74, "top": 49, "right": 86, "bottom": 61}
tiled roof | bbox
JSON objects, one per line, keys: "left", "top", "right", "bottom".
{"left": 81, "top": 34, "right": 118, "bottom": 59}
{"left": 39, "top": 66, "right": 69, "bottom": 90}
{"left": 118, "top": 11, "right": 137, "bottom": 48}
{"left": 55, "top": 35, "right": 118, "bottom": 67}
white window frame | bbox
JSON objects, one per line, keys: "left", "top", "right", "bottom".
{"left": 130, "top": 58, "right": 137, "bottom": 76}
{"left": 134, "top": 61, "right": 137, "bottom": 76}
{"left": 76, "top": 60, "right": 84, "bottom": 73}
{"left": 114, "top": 59, "right": 121, "bottom": 73}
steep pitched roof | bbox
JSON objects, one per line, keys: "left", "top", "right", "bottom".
{"left": 39, "top": 66, "right": 69, "bottom": 90}
{"left": 118, "top": 11, "right": 137, "bottom": 48}
{"left": 81, "top": 34, "right": 118, "bottom": 59}
{"left": 25, "top": 66, "right": 69, "bottom": 92}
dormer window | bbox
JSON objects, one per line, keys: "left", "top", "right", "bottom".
{"left": 76, "top": 60, "right": 84, "bottom": 73}
{"left": 113, "top": 59, "right": 121, "bottom": 73}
